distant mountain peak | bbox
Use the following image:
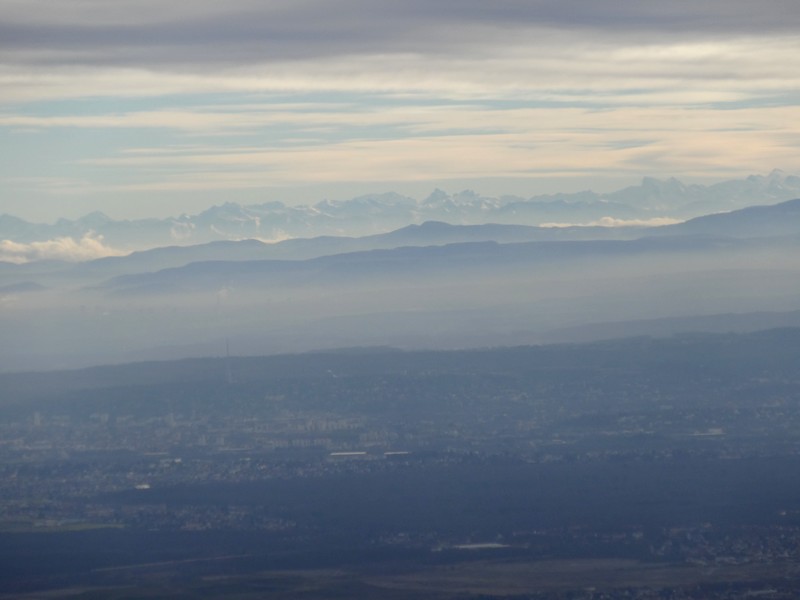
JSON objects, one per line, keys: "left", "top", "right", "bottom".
{"left": 78, "top": 210, "right": 113, "bottom": 225}
{"left": 3, "top": 171, "right": 800, "bottom": 258}
{"left": 424, "top": 188, "right": 450, "bottom": 204}
{"left": 410, "top": 220, "right": 453, "bottom": 231}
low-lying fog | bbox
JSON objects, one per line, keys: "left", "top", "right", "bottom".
{"left": 2, "top": 236, "right": 799, "bottom": 371}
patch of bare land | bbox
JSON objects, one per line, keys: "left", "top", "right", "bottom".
{"left": 10, "top": 559, "right": 800, "bottom": 600}
{"left": 366, "top": 558, "right": 800, "bottom": 597}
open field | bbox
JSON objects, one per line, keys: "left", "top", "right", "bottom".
{"left": 6, "top": 558, "right": 800, "bottom": 599}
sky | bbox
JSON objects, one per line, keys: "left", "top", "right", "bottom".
{"left": 1, "top": 0, "right": 800, "bottom": 221}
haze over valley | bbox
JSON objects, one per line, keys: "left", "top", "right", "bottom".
{"left": 2, "top": 175, "right": 800, "bottom": 371}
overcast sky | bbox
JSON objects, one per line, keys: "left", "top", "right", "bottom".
{"left": 1, "top": 0, "right": 799, "bottom": 220}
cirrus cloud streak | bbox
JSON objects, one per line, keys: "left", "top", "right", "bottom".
{"left": 1, "top": 1, "right": 799, "bottom": 219}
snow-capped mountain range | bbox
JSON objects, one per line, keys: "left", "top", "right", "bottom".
{"left": 2, "top": 170, "right": 799, "bottom": 258}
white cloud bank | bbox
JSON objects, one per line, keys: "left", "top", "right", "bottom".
{"left": 0, "top": 233, "right": 123, "bottom": 263}
{"left": 541, "top": 217, "right": 684, "bottom": 229}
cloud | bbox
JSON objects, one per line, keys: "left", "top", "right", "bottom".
{"left": 2, "top": 34, "right": 799, "bottom": 105}
{"left": 0, "top": 1, "right": 798, "bottom": 104}
{"left": 2, "top": 1, "right": 799, "bottom": 220}
{"left": 2, "top": 1, "right": 799, "bottom": 68}
{"left": 541, "top": 217, "right": 684, "bottom": 228}
{"left": 61, "top": 103, "right": 798, "bottom": 191}
{"left": 0, "top": 233, "right": 124, "bottom": 263}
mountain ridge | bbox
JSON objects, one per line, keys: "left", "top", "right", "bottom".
{"left": 86, "top": 196, "right": 800, "bottom": 284}
{"left": 3, "top": 171, "right": 799, "bottom": 257}
{"left": 2, "top": 194, "right": 799, "bottom": 371}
